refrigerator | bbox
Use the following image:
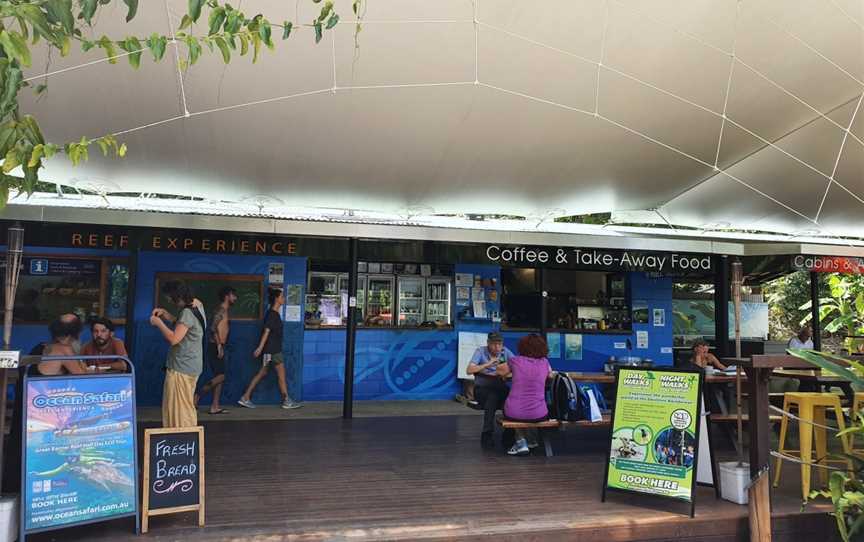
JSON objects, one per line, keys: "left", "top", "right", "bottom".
{"left": 365, "top": 275, "right": 394, "bottom": 327}
{"left": 425, "top": 277, "right": 451, "bottom": 325}
{"left": 306, "top": 272, "right": 341, "bottom": 326}
{"left": 397, "top": 276, "right": 425, "bottom": 327}
{"left": 338, "top": 274, "right": 367, "bottom": 323}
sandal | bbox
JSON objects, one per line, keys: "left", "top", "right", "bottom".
{"left": 208, "top": 408, "right": 229, "bottom": 415}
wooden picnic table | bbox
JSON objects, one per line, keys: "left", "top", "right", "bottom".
{"left": 565, "top": 371, "right": 745, "bottom": 384}
{"left": 771, "top": 368, "right": 855, "bottom": 403}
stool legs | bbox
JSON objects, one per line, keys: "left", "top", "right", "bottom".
{"left": 813, "top": 407, "right": 829, "bottom": 488}
{"left": 774, "top": 397, "right": 790, "bottom": 488}
{"left": 798, "top": 404, "right": 815, "bottom": 500}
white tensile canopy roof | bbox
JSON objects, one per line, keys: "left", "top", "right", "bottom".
{"left": 16, "top": 1, "right": 864, "bottom": 242}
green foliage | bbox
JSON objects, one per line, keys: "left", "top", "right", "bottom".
{"left": 799, "top": 275, "right": 864, "bottom": 351}
{"left": 764, "top": 271, "right": 819, "bottom": 339}
{"left": 0, "top": 0, "right": 357, "bottom": 207}
{"left": 790, "top": 348, "right": 864, "bottom": 541}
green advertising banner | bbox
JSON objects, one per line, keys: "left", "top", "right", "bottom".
{"left": 603, "top": 367, "right": 703, "bottom": 509}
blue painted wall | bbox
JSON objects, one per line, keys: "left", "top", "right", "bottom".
{"left": 304, "top": 329, "right": 458, "bottom": 400}
{"left": 131, "top": 251, "right": 307, "bottom": 406}
{"left": 300, "top": 271, "right": 673, "bottom": 401}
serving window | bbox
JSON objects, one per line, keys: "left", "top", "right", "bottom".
{"left": 500, "top": 267, "right": 632, "bottom": 333}
{"left": 545, "top": 271, "right": 630, "bottom": 332}
{"left": 305, "top": 264, "right": 452, "bottom": 329}
{"left": 501, "top": 268, "right": 542, "bottom": 329}
{"left": 3, "top": 255, "right": 129, "bottom": 324}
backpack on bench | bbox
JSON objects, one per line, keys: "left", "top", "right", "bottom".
{"left": 550, "top": 373, "right": 580, "bottom": 421}
{"left": 550, "top": 373, "right": 605, "bottom": 422}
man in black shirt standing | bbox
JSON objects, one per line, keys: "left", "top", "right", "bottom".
{"left": 237, "top": 287, "right": 302, "bottom": 409}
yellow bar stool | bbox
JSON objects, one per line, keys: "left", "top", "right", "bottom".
{"left": 773, "top": 392, "right": 852, "bottom": 500}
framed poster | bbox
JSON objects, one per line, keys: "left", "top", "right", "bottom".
{"left": 602, "top": 367, "right": 703, "bottom": 517}
{"left": 457, "top": 332, "right": 489, "bottom": 380}
{"left": 565, "top": 334, "right": 583, "bottom": 361}
{"left": 547, "top": 333, "right": 561, "bottom": 359}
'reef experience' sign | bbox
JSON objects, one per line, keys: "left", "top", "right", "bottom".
{"left": 485, "top": 245, "right": 712, "bottom": 274}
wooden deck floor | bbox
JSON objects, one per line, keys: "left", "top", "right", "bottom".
{"left": 28, "top": 415, "right": 839, "bottom": 542}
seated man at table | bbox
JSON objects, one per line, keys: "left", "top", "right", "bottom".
{"left": 690, "top": 339, "right": 727, "bottom": 371}
{"left": 81, "top": 317, "right": 129, "bottom": 372}
{"left": 787, "top": 326, "right": 814, "bottom": 350}
{"left": 467, "top": 332, "right": 515, "bottom": 449}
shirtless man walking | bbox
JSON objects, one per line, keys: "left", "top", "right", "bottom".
{"left": 196, "top": 287, "right": 237, "bottom": 414}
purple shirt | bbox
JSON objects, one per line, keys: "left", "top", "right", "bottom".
{"left": 504, "top": 356, "right": 551, "bottom": 421}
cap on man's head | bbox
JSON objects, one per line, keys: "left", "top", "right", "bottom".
{"left": 487, "top": 332, "right": 504, "bottom": 343}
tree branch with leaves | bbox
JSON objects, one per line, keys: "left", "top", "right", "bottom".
{"left": 0, "top": 0, "right": 359, "bottom": 207}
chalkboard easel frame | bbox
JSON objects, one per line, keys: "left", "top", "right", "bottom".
{"left": 141, "top": 426, "right": 205, "bottom": 534}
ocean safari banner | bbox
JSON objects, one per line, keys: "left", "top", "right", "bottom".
{"left": 23, "top": 374, "right": 138, "bottom": 533}
{"left": 604, "top": 368, "right": 703, "bottom": 504}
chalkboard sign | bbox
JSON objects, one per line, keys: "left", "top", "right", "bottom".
{"left": 155, "top": 273, "right": 264, "bottom": 320}
{"left": 142, "top": 427, "right": 205, "bottom": 533}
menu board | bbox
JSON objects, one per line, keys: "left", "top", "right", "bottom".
{"left": 22, "top": 374, "right": 138, "bottom": 534}
{"left": 603, "top": 368, "right": 703, "bottom": 515}
{"left": 142, "top": 427, "right": 205, "bottom": 533}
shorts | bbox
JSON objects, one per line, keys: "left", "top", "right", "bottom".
{"left": 262, "top": 352, "right": 284, "bottom": 367}
{"left": 207, "top": 343, "right": 226, "bottom": 376}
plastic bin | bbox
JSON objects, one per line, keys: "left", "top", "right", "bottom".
{"left": 719, "top": 461, "right": 750, "bottom": 505}
{"left": 0, "top": 495, "right": 18, "bottom": 542}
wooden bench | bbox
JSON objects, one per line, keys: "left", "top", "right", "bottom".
{"left": 498, "top": 415, "right": 611, "bottom": 457}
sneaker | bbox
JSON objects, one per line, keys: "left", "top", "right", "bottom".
{"left": 527, "top": 440, "right": 539, "bottom": 449}
{"left": 507, "top": 439, "right": 529, "bottom": 456}
{"left": 237, "top": 398, "right": 256, "bottom": 409}
{"left": 281, "top": 399, "right": 303, "bottom": 410}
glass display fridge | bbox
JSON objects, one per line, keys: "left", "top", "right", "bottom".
{"left": 365, "top": 275, "right": 394, "bottom": 327}
{"left": 397, "top": 276, "right": 425, "bottom": 327}
{"left": 338, "top": 274, "right": 366, "bottom": 323}
{"left": 425, "top": 278, "right": 451, "bottom": 325}
{"left": 306, "top": 272, "right": 341, "bottom": 326}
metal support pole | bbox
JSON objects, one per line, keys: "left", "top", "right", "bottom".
{"left": 0, "top": 222, "right": 24, "bottom": 494}
{"left": 342, "top": 238, "right": 359, "bottom": 419}
{"left": 809, "top": 271, "right": 821, "bottom": 351}
{"left": 714, "top": 255, "right": 730, "bottom": 359}
{"left": 539, "top": 267, "right": 547, "bottom": 332}
{"left": 124, "top": 238, "right": 140, "bottom": 359}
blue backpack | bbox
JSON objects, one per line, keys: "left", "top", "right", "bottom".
{"left": 549, "top": 374, "right": 607, "bottom": 421}
{"left": 550, "top": 373, "right": 580, "bottom": 421}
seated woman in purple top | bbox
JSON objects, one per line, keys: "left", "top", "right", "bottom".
{"left": 496, "top": 334, "right": 554, "bottom": 456}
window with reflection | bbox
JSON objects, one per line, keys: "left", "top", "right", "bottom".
{"left": 501, "top": 268, "right": 541, "bottom": 329}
